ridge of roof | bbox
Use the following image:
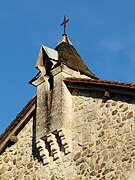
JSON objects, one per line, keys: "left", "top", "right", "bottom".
{"left": 57, "top": 34, "right": 72, "bottom": 46}
{"left": 54, "top": 41, "right": 98, "bottom": 79}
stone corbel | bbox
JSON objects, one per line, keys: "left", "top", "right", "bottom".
{"left": 36, "top": 139, "right": 49, "bottom": 165}
{"left": 58, "top": 128, "right": 71, "bottom": 155}
{"left": 102, "top": 91, "right": 111, "bottom": 102}
{"left": 47, "top": 134, "right": 60, "bottom": 160}
{"left": 10, "top": 135, "right": 18, "bottom": 143}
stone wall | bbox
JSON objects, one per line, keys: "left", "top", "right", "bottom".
{"left": 0, "top": 117, "right": 37, "bottom": 180}
{"left": 0, "top": 88, "right": 135, "bottom": 180}
{"left": 71, "top": 90, "right": 135, "bottom": 180}
{"left": 0, "top": 117, "right": 80, "bottom": 179}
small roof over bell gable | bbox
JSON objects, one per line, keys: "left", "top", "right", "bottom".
{"left": 31, "top": 31, "right": 98, "bottom": 84}
{"left": 35, "top": 45, "right": 58, "bottom": 75}
{"left": 54, "top": 34, "right": 98, "bottom": 79}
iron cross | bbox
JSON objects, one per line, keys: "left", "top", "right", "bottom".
{"left": 60, "top": 16, "right": 69, "bottom": 35}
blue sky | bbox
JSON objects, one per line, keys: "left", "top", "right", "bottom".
{"left": 0, "top": 0, "right": 135, "bottom": 134}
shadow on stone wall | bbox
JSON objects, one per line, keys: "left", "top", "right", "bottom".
{"left": 32, "top": 112, "right": 43, "bottom": 163}
{"left": 77, "top": 89, "right": 135, "bottom": 105}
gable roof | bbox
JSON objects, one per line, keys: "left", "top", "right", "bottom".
{"left": 64, "top": 77, "right": 135, "bottom": 89}
{"left": 64, "top": 77, "right": 135, "bottom": 96}
{"left": 0, "top": 95, "right": 36, "bottom": 154}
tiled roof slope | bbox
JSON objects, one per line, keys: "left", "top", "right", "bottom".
{"left": 0, "top": 95, "right": 36, "bottom": 154}
{"left": 64, "top": 78, "right": 135, "bottom": 90}
{"left": 64, "top": 78, "right": 135, "bottom": 97}
{"left": 54, "top": 42, "right": 98, "bottom": 79}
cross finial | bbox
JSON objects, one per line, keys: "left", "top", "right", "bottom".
{"left": 60, "top": 16, "right": 69, "bottom": 35}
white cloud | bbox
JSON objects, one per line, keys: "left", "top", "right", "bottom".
{"left": 99, "top": 39, "right": 125, "bottom": 54}
{"left": 98, "top": 35, "right": 135, "bottom": 60}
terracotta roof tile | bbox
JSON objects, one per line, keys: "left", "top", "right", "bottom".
{"left": 64, "top": 77, "right": 135, "bottom": 90}
{"left": 0, "top": 95, "right": 36, "bottom": 154}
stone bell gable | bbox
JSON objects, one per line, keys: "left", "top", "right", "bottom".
{"left": 29, "top": 34, "right": 98, "bottom": 147}
{"left": 0, "top": 32, "right": 135, "bottom": 179}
